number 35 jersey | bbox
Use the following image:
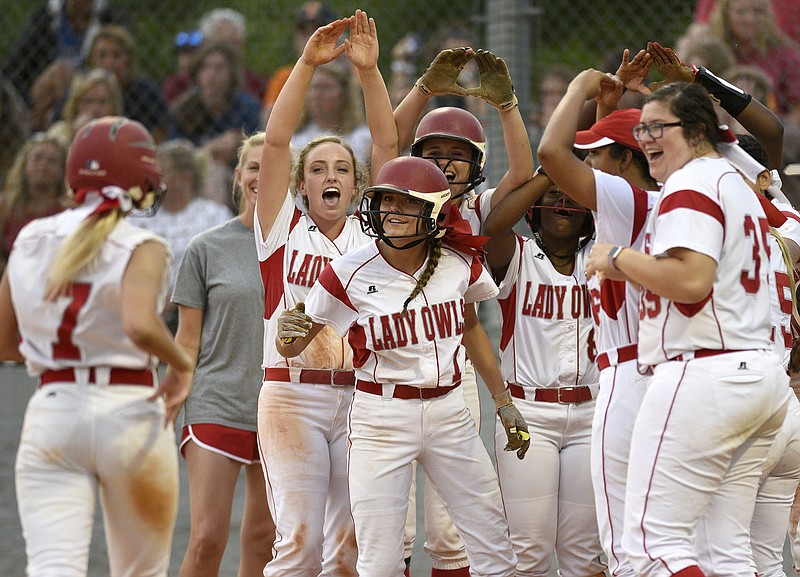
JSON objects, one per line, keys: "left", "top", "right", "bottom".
{"left": 638, "top": 156, "right": 772, "bottom": 366}
{"left": 7, "top": 210, "right": 171, "bottom": 376}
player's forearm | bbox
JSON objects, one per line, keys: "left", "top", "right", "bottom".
{"left": 537, "top": 88, "right": 599, "bottom": 211}
{"left": 611, "top": 247, "right": 716, "bottom": 304}
{"left": 462, "top": 306, "right": 506, "bottom": 397}
{"left": 493, "top": 106, "right": 534, "bottom": 198}
{"left": 394, "top": 87, "right": 429, "bottom": 152}
{"left": 358, "top": 66, "right": 398, "bottom": 177}
{"left": 264, "top": 59, "right": 316, "bottom": 147}
{"left": 127, "top": 314, "right": 194, "bottom": 372}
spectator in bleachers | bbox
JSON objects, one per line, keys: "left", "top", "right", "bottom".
{"left": 707, "top": 0, "right": 800, "bottom": 123}
{"left": 83, "top": 24, "right": 171, "bottom": 142}
{"left": 199, "top": 9, "right": 266, "bottom": 100}
{"left": 169, "top": 43, "right": 261, "bottom": 208}
{"left": 165, "top": 9, "right": 266, "bottom": 106}
{"left": 0, "top": 75, "right": 30, "bottom": 182}
{"left": 290, "top": 61, "right": 371, "bottom": 164}
{"left": 46, "top": 68, "right": 122, "bottom": 148}
{"left": 527, "top": 64, "right": 576, "bottom": 153}
{"left": 1, "top": 0, "right": 127, "bottom": 107}
{"left": 692, "top": 0, "right": 800, "bottom": 46}
{"left": 134, "top": 139, "right": 233, "bottom": 333}
{"left": 162, "top": 30, "right": 203, "bottom": 105}
{"left": 0, "top": 133, "right": 68, "bottom": 277}
{"left": 261, "top": 1, "right": 338, "bottom": 123}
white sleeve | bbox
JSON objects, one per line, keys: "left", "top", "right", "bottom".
{"left": 254, "top": 190, "right": 296, "bottom": 262}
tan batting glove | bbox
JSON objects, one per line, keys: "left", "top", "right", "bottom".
{"left": 277, "top": 302, "right": 312, "bottom": 345}
{"left": 466, "top": 49, "right": 518, "bottom": 111}
{"left": 493, "top": 390, "right": 530, "bottom": 459}
{"left": 416, "top": 47, "right": 472, "bottom": 97}
{"left": 647, "top": 41, "right": 693, "bottom": 92}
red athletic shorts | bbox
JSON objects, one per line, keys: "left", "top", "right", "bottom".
{"left": 180, "top": 423, "right": 260, "bottom": 465}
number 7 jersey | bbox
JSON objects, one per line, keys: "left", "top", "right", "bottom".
{"left": 638, "top": 156, "right": 773, "bottom": 365}
{"left": 6, "top": 211, "right": 171, "bottom": 376}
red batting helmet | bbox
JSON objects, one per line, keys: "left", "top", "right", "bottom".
{"left": 67, "top": 116, "right": 164, "bottom": 211}
{"left": 411, "top": 107, "right": 486, "bottom": 196}
{"left": 359, "top": 156, "right": 452, "bottom": 249}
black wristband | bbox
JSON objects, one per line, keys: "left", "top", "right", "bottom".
{"left": 694, "top": 66, "right": 752, "bottom": 118}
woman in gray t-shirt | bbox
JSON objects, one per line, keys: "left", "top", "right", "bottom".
{"left": 171, "top": 132, "right": 275, "bottom": 577}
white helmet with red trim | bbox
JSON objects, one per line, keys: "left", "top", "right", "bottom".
{"left": 359, "top": 156, "right": 452, "bottom": 249}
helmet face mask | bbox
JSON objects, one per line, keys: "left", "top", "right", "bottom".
{"left": 411, "top": 107, "right": 486, "bottom": 199}
{"left": 358, "top": 157, "right": 452, "bottom": 250}
{"left": 524, "top": 189, "right": 594, "bottom": 255}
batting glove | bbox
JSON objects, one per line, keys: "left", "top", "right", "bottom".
{"left": 278, "top": 302, "right": 313, "bottom": 345}
{"left": 493, "top": 389, "right": 530, "bottom": 459}
{"left": 416, "top": 47, "right": 472, "bottom": 97}
{"left": 466, "top": 49, "right": 517, "bottom": 111}
{"left": 647, "top": 41, "right": 693, "bottom": 92}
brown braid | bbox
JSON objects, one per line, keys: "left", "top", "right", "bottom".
{"left": 401, "top": 238, "right": 443, "bottom": 316}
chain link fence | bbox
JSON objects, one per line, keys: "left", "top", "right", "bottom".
{"left": 0, "top": 0, "right": 702, "bottom": 184}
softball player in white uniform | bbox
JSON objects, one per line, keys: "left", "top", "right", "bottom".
{"left": 586, "top": 83, "right": 791, "bottom": 577}
{"left": 397, "top": 47, "right": 533, "bottom": 576}
{"left": 537, "top": 68, "right": 662, "bottom": 577}
{"left": 276, "top": 156, "right": 529, "bottom": 577}
{"left": 731, "top": 144, "right": 800, "bottom": 577}
{"left": 0, "top": 117, "right": 194, "bottom": 577}
{"left": 255, "top": 12, "right": 396, "bottom": 577}
{"left": 481, "top": 171, "right": 605, "bottom": 577}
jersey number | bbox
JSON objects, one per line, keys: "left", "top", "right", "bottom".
{"left": 52, "top": 283, "right": 92, "bottom": 360}
{"left": 741, "top": 215, "right": 770, "bottom": 294}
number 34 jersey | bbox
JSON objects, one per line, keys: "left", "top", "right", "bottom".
{"left": 7, "top": 211, "right": 171, "bottom": 376}
{"left": 638, "top": 157, "right": 773, "bottom": 366}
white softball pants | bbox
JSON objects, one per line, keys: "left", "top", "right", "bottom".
{"left": 404, "top": 360, "right": 481, "bottom": 570}
{"left": 349, "top": 385, "right": 516, "bottom": 577}
{"left": 623, "top": 351, "right": 790, "bottom": 577}
{"left": 257, "top": 382, "right": 356, "bottom": 577}
{"left": 15, "top": 384, "right": 178, "bottom": 577}
{"left": 495, "top": 391, "right": 606, "bottom": 577}
{"left": 591, "top": 360, "right": 650, "bottom": 577}
{"left": 749, "top": 392, "right": 800, "bottom": 577}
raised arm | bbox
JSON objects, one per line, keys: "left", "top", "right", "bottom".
{"left": 345, "top": 10, "right": 397, "bottom": 180}
{"left": 481, "top": 174, "right": 552, "bottom": 278}
{"left": 256, "top": 18, "right": 349, "bottom": 239}
{"left": 538, "top": 69, "right": 623, "bottom": 211}
{"left": 465, "top": 49, "right": 534, "bottom": 205}
{"left": 648, "top": 41, "right": 784, "bottom": 168}
{"left": 393, "top": 47, "right": 473, "bottom": 151}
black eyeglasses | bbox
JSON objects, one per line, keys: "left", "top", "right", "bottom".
{"left": 632, "top": 121, "right": 685, "bottom": 142}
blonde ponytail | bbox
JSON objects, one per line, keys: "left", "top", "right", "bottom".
{"left": 47, "top": 210, "right": 122, "bottom": 298}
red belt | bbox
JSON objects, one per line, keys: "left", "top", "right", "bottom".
{"left": 40, "top": 368, "right": 154, "bottom": 388}
{"left": 507, "top": 382, "right": 594, "bottom": 404}
{"left": 672, "top": 349, "right": 749, "bottom": 362}
{"left": 264, "top": 367, "right": 355, "bottom": 386}
{"left": 597, "top": 344, "right": 639, "bottom": 370}
{"left": 356, "top": 380, "right": 460, "bottom": 400}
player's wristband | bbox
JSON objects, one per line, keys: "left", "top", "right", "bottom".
{"left": 494, "top": 93, "right": 519, "bottom": 111}
{"left": 492, "top": 389, "right": 513, "bottom": 409}
{"left": 415, "top": 80, "right": 432, "bottom": 96}
{"left": 693, "top": 66, "right": 752, "bottom": 118}
{"left": 607, "top": 246, "right": 625, "bottom": 271}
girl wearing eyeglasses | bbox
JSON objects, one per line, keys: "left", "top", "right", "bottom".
{"left": 585, "top": 81, "right": 790, "bottom": 577}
